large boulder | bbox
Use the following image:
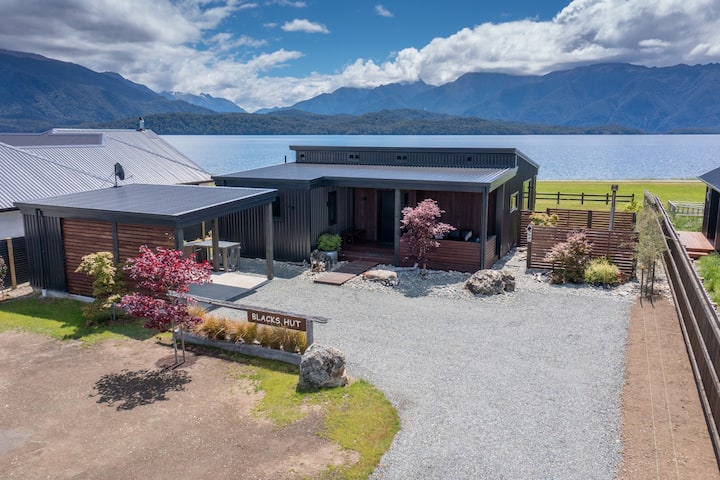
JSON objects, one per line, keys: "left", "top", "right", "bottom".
{"left": 362, "top": 269, "right": 399, "bottom": 286}
{"left": 310, "top": 249, "right": 333, "bottom": 272}
{"left": 465, "top": 269, "right": 516, "bottom": 295}
{"left": 297, "top": 344, "right": 348, "bottom": 390}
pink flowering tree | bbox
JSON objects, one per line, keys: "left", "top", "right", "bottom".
{"left": 400, "top": 198, "right": 455, "bottom": 274}
{"left": 120, "top": 246, "right": 211, "bottom": 364}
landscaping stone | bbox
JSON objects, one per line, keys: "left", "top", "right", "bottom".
{"left": 310, "top": 249, "right": 333, "bottom": 272}
{"left": 465, "top": 269, "right": 516, "bottom": 295}
{"left": 362, "top": 269, "right": 399, "bottom": 286}
{"left": 298, "top": 344, "right": 348, "bottom": 390}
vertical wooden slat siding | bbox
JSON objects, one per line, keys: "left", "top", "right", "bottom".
{"left": 400, "top": 238, "right": 491, "bottom": 273}
{"left": 63, "top": 220, "right": 175, "bottom": 296}
{"left": 62, "top": 219, "right": 115, "bottom": 296}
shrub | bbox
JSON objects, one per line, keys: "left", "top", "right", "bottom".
{"left": 584, "top": 258, "right": 622, "bottom": 285}
{"left": 544, "top": 231, "right": 593, "bottom": 283}
{"left": 198, "top": 316, "right": 227, "bottom": 340}
{"left": 317, "top": 233, "right": 342, "bottom": 251}
{"left": 400, "top": 198, "right": 455, "bottom": 273}
{"left": 698, "top": 253, "right": 720, "bottom": 305}
{"left": 529, "top": 212, "right": 559, "bottom": 226}
{"left": 75, "top": 252, "right": 125, "bottom": 324}
{"left": 624, "top": 198, "right": 642, "bottom": 213}
{"left": 257, "top": 326, "right": 273, "bottom": 347}
{"left": 0, "top": 257, "right": 7, "bottom": 291}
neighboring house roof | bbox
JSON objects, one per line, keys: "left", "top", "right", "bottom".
{"left": 0, "top": 129, "right": 211, "bottom": 211}
{"left": 15, "top": 184, "right": 277, "bottom": 227}
{"left": 0, "top": 142, "right": 110, "bottom": 211}
{"left": 700, "top": 166, "right": 720, "bottom": 191}
{"left": 215, "top": 162, "right": 517, "bottom": 191}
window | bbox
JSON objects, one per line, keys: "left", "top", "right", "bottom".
{"left": 510, "top": 191, "right": 519, "bottom": 212}
{"left": 272, "top": 197, "right": 282, "bottom": 219}
{"left": 327, "top": 191, "right": 338, "bottom": 225}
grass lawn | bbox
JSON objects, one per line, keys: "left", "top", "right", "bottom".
{"left": 0, "top": 296, "right": 400, "bottom": 479}
{"left": 0, "top": 296, "right": 152, "bottom": 345}
{"left": 535, "top": 180, "right": 705, "bottom": 212}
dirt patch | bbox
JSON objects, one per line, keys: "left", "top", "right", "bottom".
{"left": 0, "top": 331, "right": 353, "bottom": 480}
{"left": 619, "top": 296, "right": 720, "bottom": 479}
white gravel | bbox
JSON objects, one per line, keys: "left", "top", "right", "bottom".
{"left": 230, "top": 248, "right": 639, "bottom": 479}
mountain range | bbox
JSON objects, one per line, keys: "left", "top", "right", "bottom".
{"left": 0, "top": 48, "right": 718, "bottom": 133}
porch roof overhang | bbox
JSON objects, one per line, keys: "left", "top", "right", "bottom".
{"left": 700, "top": 166, "right": 720, "bottom": 192}
{"left": 214, "top": 163, "right": 517, "bottom": 192}
{"left": 14, "top": 183, "right": 278, "bottom": 227}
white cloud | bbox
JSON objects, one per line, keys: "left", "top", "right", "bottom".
{"left": 0, "top": 0, "right": 718, "bottom": 111}
{"left": 375, "top": 5, "right": 394, "bottom": 17}
{"left": 281, "top": 18, "right": 330, "bottom": 34}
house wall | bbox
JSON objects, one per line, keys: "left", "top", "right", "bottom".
{"left": 309, "top": 186, "right": 352, "bottom": 247}
{"left": 220, "top": 188, "right": 314, "bottom": 262}
{"left": 62, "top": 219, "right": 175, "bottom": 296}
{"left": 702, "top": 187, "right": 720, "bottom": 249}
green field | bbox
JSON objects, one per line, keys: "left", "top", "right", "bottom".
{"left": 534, "top": 180, "right": 705, "bottom": 212}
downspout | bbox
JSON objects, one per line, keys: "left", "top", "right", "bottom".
{"left": 394, "top": 188, "right": 401, "bottom": 266}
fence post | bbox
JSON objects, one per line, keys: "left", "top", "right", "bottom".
{"left": 587, "top": 210, "right": 593, "bottom": 228}
{"left": 581, "top": 192, "right": 585, "bottom": 205}
{"left": 6, "top": 238, "right": 17, "bottom": 289}
{"left": 556, "top": 192, "right": 560, "bottom": 204}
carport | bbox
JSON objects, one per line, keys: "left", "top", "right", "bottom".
{"left": 15, "top": 184, "right": 277, "bottom": 296}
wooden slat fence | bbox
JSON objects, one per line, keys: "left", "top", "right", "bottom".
{"left": 0, "top": 236, "right": 29, "bottom": 289}
{"left": 521, "top": 209, "right": 636, "bottom": 245}
{"left": 527, "top": 226, "right": 637, "bottom": 277}
{"left": 647, "top": 191, "right": 720, "bottom": 468}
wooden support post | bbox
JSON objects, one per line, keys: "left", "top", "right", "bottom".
{"left": 264, "top": 202, "right": 274, "bottom": 279}
{"left": 480, "top": 189, "right": 489, "bottom": 270}
{"left": 394, "top": 188, "right": 401, "bottom": 266}
{"left": 6, "top": 238, "right": 17, "bottom": 289}
{"left": 211, "top": 217, "right": 220, "bottom": 271}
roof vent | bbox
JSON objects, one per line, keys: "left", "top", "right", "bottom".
{"left": 137, "top": 116, "right": 145, "bottom": 131}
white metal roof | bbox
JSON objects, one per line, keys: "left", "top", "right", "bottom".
{"left": 0, "top": 129, "right": 211, "bottom": 211}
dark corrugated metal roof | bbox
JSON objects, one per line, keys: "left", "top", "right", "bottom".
{"left": 215, "top": 162, "right": 516, "bottom": 191}
{"left": 700, "top": 166, "right": 720, "bottom": 191}
{"left": 15, "top": 184, "right": 277, "bottom": 227}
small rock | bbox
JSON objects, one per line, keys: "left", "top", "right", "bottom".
{"left": 362, "top": 269, "right": 399, "bottom": 286}
{"left": 465, "top": 269, "right": 516, "bottom": 295}
{"left": 297, "top": 344, "right": 348, "bottom": 390}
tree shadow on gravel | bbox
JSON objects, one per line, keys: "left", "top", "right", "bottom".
{"left": 92, "top": 368, "right": 192, "bottom": 411}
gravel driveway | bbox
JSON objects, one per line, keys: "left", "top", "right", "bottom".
{"left": 233, "top": 250, "right": 633, "bottom": 479}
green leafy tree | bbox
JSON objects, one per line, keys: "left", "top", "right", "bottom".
{"left": 75, "top": 252, "right": 125, "bottom": 324}
{"left": 635, "top": 206, "right": 668, "bottom": 296}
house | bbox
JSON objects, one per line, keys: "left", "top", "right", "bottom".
{"left": 0, "top": 128, "right": 212, "bottom": 239}
{"left": 15, "top": 184, "right": 277, "bottom": 296}
{"left": 214, "top": 146, "right": 538, "bottom": 272}
{"left": 700, "top": 166, "right": 720, "bottom": 250}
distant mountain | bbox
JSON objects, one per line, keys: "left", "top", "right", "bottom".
{"left": 91, "top": 109, "right": 640, "bottom": 135}
{"left": 287, "top": 63, "right": 720, "bottom": 133}
{"left": 160, "top": 91, "right": 245, "bottom": 113}
{"left": 0, "top": 49, "right": 212, "bottom": 132}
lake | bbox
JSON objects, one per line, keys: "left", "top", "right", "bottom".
{"left": 162, "top": 134, "right": 720, "bottom": 180}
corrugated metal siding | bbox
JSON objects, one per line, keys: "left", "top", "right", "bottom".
{"left": 23, "top": 213, "right": 65, "bottom": 291}
{"left": 309, "top": 187, "right": 352, "bottom": 245}
{"left": 220, "top": 189, "right": 313, "bottom": 262}
{"left": 293, "top": 147, "right": 518, "bottom": 169}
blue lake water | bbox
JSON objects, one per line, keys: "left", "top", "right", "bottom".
{"left": 162, "top": 134, "right": 720, "bottom": 180}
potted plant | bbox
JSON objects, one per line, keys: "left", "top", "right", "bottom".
{"left": 316, "top": 233, "right": 342, "bottom": 264}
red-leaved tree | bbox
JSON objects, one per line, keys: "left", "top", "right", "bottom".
{"left": 120, "top": 246, "right": 211, "bottom": 364}
{"left": 400, "top": 198, "right": 455, "bottom": 274}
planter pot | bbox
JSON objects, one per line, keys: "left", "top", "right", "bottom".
{"left": 322, "top": 250, "right": 339, "bottom": 265}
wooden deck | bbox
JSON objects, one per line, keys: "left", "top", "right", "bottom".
{"left": 314, "top": 260, "right": 379, "bottom": 286}
{"left": 676, "top": 231, "right": 715, "bottom": 259}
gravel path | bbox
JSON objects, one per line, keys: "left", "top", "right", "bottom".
{"left": 230, "top": 249, "right": 634, "bottom": 479}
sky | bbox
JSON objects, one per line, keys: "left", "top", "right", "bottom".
{"left": 1, "top": 0, "right": 719, "bottom": 112}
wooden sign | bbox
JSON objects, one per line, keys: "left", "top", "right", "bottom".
{"left": 246, "top": 308, "right": 307, "bottom": 332}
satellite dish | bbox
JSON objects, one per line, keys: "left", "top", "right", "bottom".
{"left": 114, "top": 163, "right": 125, "bottom": 187}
